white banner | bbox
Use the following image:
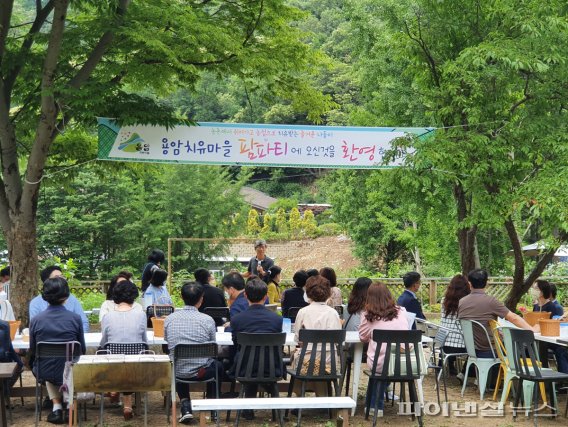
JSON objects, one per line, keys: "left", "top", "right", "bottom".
{"left": 98, "top": 119, "right": 433, "bottom": 169}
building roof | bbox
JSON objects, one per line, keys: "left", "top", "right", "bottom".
{"left": 239, "top": 186, "right": 277, "bottom": 211}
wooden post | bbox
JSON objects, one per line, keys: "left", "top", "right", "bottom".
{"left": 429, "top": 279, "right": 437, "bottom": 306}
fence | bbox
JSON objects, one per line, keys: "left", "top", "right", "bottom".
{"left": 71, "top": 276, "right": 568, "bottom": 307}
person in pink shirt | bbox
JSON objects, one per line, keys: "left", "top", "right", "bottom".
{"left": 359, "top": 282, "right": 409, "bottom": 416}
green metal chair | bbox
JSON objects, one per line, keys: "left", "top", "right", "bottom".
{"left": 459, "top": 319, "right": 501, "bottom": 400}
{"left": 500, "top": 327, "right": 557, "bottom": 414}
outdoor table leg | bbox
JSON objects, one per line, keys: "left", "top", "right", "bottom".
{"left": 351, "top": 342, "right": 363, "bottom": 416}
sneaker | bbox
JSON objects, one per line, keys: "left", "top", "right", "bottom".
{"left": 386, "top": 391, "right": 399, "bottom": 401}
{"left": 369, "top": 408, "right": 384, "bottom": 418}
{"left": 474, "top": 378, "right": 478, "bottom": 386}
{"left": 456, "top": 372, "right": 465, "bottom": 382}
{"left": 179, "top": 400, "right": 193, "bottom": 425}
{"left": 47, "top": 409, "right": 64, "bottom": 425}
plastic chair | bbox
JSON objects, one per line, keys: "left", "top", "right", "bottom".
{"left": 233, "top": 332, "right": 286, "bottom": 427}
{"left": 285, "top": 329, "right": 346, "bottom": 427}
{"left": 433, "top": 324, "right": 468, "bottom": 403}
{"left": 365, "top": 329, "right": 424, "bottom": 427}
{"left": 488, "top": 320, "right": 547, "bottom": 405}
{"left": 99, "top": 342, "right": 150, "bottom": 423}
{"left": 459, "top": 319, "right": 501, "bottom": 400}
{"left": 203, "top": 307, "right": 230, "bottom": 327}
{"left": 501, "top": 327, "right": 559, "bottom": 413}
{"left": 34, "top": 341, "right": 82, "bottom": 427}
{"left": 509, "top": 329, "right": 568, "bottom": 426}
{"left": 168, "top": 343, "right": 219, "bottom": 426}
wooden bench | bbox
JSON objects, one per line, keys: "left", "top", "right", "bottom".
{"left": 191, "top": 396, "right": 356, "bottom": 426}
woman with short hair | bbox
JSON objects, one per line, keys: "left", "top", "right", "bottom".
{"left": 100, "top": 280, "right": 147, "bottom": 420}
{"left": 99, "top": 271, "right": 143, "bottom": 322}
{"left": 30, "top": 277, "right": 86, "bottom": 424}
{"left": 320, "top": 266, "right": 343, "bottom": 306}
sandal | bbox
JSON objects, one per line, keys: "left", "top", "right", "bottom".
{"left": 123, "top": 407, "right": 133, "bottom": 420}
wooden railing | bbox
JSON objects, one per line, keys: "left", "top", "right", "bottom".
{"left": 71, "top": 276, "right": 568, "bottom": 306}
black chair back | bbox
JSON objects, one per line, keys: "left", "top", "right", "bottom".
{"left": 293, "top": 329, "right": 346, "bottom": 381}
{"left": 286, "top": 307, "right": 302, "bottom": 321}
{"left": 36, "top": 341, "right": 82, "bottom": 380}
{"left": 173, "top": 342, "right": 217, "bottom": 369}
{"left": 234, "top": 332, "right": 286, "bottom": 383}
{"left": 334, "top": 305, "right": 344, "bottom": 316}
{"left": 146, "top": 305, "right": 174, "bottom": 318}
{"left": 103, "top": 342, "right": 149, "bottom": 355}
{"left": 509, "top": 329, "right": 542, "bottom": 379}
{"left": 203, "top": 307, "right": 230, "bottom": 326}
{"left": 370, "top": 329, "right": 422, "bottom": 381}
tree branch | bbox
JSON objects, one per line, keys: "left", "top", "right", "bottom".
{"left": 0, "top": 77, "right": 22, "bottom": 212}
{"left": 67, "top": 0, "right": 131, "bottom": 90}
{"left": 242, "top": 0, "right": 264, "bottom": 47}
{"left": 509, "top": 73, "right": 531, "bottom": 115}
{"left": 4, "top": 0, "right": 55, "bottom": 99}
{"left": 0, "top": 0, "right": 14, "bottom": 62}
{"left": 403, "top": 16, "right": 440, "bottom": 87}
{"left": 504, "top": 217, "right": 525, "bottom": 287}
{"left": 21, "top": 0, "right": 69, "bottom": 221}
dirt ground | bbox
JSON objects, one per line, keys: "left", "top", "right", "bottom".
{"left": 11, "top": 356, "right": 566, "bottom": 427}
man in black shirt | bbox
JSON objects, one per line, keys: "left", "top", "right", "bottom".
{"left": 243, "top": 239, "right": 274, "bottom": 283}
{"left": 281, "top": 270, "right": 309, "bottom": 321}
{"left": 194, "top": 268, "right": 227, "bottom": 325}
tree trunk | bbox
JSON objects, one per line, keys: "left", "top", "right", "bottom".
{"left": 502, "top": 217, "right": 560, "bottom": 310}
{"left": 453, "top": 182, "right": 478, "bottom": 274}
{"left": 6, "top": 221, "right": 39, "bottom": 326}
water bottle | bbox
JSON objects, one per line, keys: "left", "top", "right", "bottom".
{"left": 282, "top": 317, "right": 292, "bottom": 334}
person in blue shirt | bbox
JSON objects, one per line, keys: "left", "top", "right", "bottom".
{"left": 222, "top": 272, "right": 248, "bottom": 319}
{"left": 29, "top": 266, "right": 89, "bottom": 332}
{"left": 142, "top": 268, "right": 172, "bottom": 307}
{"left": 531, "top": 280, "right": 567, "bottom": 373}
{"left": 396, "top": 271, "right": 426, "bottom": 329}
{"left": 550, "top": 284, "right": 565, "bottom": 316}
{"left": 531, "top": 280, "right": 564, "bottom": 317}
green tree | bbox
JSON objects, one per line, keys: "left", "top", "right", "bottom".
{"left": 301, "top": 209, "right": 318, "bottom": 238}
{"left": 0, "top": 0, "right": 331, "bottom": 322}
{"left": 348, "top": 0, "right": 568, "bottom": 307}
{"left": 246, "top": 210, "right": 261, "bottom": 236}
{"left": 289, "top": 207, "right": 302, "bottom": 237}
{"left": 275, "top": 208, "right": 288, "bottom": 235}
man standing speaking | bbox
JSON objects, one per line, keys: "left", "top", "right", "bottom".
{"left": 243, "top": 239, "right": 274, "bottom": 283}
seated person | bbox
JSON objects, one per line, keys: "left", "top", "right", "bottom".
{"left": 0, "top": 266, "right": 10, "bottom": 300}
{"left": 230, "top": 278, "right": 283, "bottom": 420}
{"left": 99, "top": 271, "right": 143, "bottom": 322}
{"left": 359, "top": 282, "right": 410, "bottom": 417}
{"left": 291, "top": 275, "right": 341, "bottom": 397}
{"left": 99, "top": 280, "right": 147, "bottom": 420}
{"left": 281, "top": 270, "right": 309, "bottom": 321}
{"left": 29, "top": 266, "right": 89, "bottom": 332}
{"left": 344, "top": 277, "right": 372, "bottom": 331}
{"left": 458, "top": 269, "right": 535, "bottom": 358}
{"left": 320, "top": 267, "right": 343, "bottom": 307}
{"left": 165, "top": 282, "right": 223, "bottom": 425}
{"left": 194, "top": 268, "right": 227, "bottom": 316}
{"left": 143, "top": 268, "right": 172, "bottom": 307}
{"left": 550, "top": 284, "right": 564, "bottom": 315}
{"left": 29, "top": 277, "right": 86, "bottom": 424}
{"left": 0, "top": 320, "right": 23, "bottom": 393}
{"left": 0, "top": 299, "right": 16, "bottom": 321}
{"left": 530, "top": 279, "right": 567, "bottom": 373}
{"left": 531, "top": 279, "right": 564, "bottom": 317}
{"left": 222, "top": 272, "right": 248, "bottom": 318}
{"left": 397, "top": 271, "right": 425, "bottom": 328}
